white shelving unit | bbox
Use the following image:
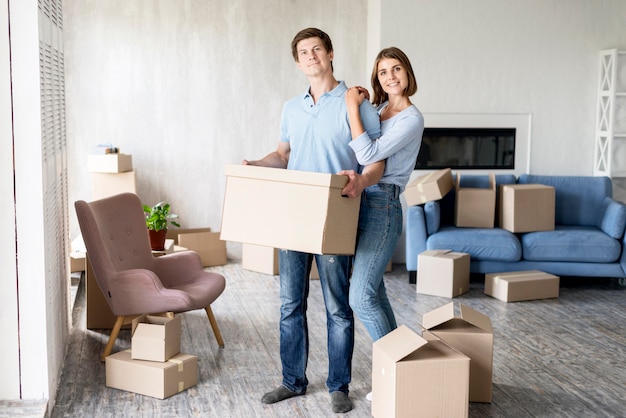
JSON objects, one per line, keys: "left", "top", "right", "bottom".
{"left": 594, "top": 49, "right": 626, "bottom": 177}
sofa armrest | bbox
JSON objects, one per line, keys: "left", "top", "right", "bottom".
{"left": 406, "top": 205, "right": 429, "bottom": 272}
{"left": 600, "top": 197, "right": 626, "bottom": 239}
{"left": 424, "top": 201, "right": 441, "bottom": 235}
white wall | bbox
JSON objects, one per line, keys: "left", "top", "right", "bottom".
{"left": 377, "top": 0, "right": 626, "bottom": 176}
{"left": 64, "top": 1, "right": 626, "bottom": 263}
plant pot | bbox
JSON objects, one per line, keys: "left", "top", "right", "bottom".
{"left": 148, "top": 229, "right": 168, "bottom": 251}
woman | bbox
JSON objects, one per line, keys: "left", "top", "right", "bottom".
{"left": 342, "top": 47, "right": 424, "bottom": 344}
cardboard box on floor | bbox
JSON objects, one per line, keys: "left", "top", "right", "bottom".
{"left": 70, "top": 252, "right": 86, "bottom": 273}
{"left": 87, "top": 153, "right": 133, "bottom": 173}
{"left": 455, "top": 172, "right": 496, "bottom": 228}
{"left": 403, "top": 168, "right": 454, "bottom": 206}
{"left": 485, "top": 270, "right": 560, "bottom": 302}
{"left": 372, "top": 324, "right": 469, "bottom": 418}
{"left": 499, "top": 184, "right": 555, "bottom": 233}
{"left": 242, "top": 243, "right": 279, "bottom": 275}
{"left": 422, "top": 302, "right": 494, "bottom": 403}
{"left": 86, "top": 254, "right": 129, "bottom": 330}
{"left": 131, "top": 314, "right": 181, "bottom": 362}
{"left": 220, "top": 164, "right": 360, "bottom": 255}
{"left": 106, "top": 350, "right": 198, "bottom": 399}
{"left": 417, "top": 250, "right": 470, "bottom": 298}
{"left": 178, "top": 231, "right": 227, "bottom": 267}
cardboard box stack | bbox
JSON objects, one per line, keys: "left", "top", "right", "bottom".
{"left": 403, "top": 168, "right": 454, "bottom": 206}
{"left": 106, "top": 314, "right": 198, "bottom": 399}
{"left": 455, "top": 172, "right": 496, "bottom": 228}
{"left": 372, "top": 324, "right": 470, "bottom": 418}
{"left": 88, "top": 145, "right": 136, "bottom": 200}
{"left": 220, "top": 164, "right": 360, "bottom": 255}
{"left": 499, "top": 184, "right": 555, "bottom": 232}
{"left": 485, "top": 270, "right": 560, "bottom": 302}
{"left": 417, "top": 250, "right": 470, "bottom": 298}
{"left": 422, "top": 302, "right": 494, "bottom": 403}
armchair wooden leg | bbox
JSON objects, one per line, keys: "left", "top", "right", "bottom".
{"left": 101, "top": 316, "right": 126, "bottom": 362}
{"left": 205, "top": 306, "right": 224, "bottom": 348}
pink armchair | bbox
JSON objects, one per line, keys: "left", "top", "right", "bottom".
{"left": 75, "top": 193, "right": 226, "bottom": 361}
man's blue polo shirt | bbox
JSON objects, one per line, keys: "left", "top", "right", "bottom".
{"left": 280, "top": 81, "right": 381, "bottom": 174}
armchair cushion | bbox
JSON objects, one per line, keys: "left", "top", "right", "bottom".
{"left": 600, "top": 197, "right": 626, "bottom": 239}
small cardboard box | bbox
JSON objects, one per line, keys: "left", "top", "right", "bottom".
{"left": 87, "top": 153, "right": 133, "bottom": 173}
{"left": 423, "top": 302, "right": 494, "bottom": 403}
{"left": 242, "top": 243, "right": 279, "bottom": 275}
{"left": 417, "top": 250, "right": 470, "bottom": 298}
{"left": 220, "top": 164, "right": 360, "bottom": 255}
{"left": 92, "top": 170, "right": 137, "bottom": 200}
{"left": 70, "top": 252, "right": 86, "bottom": 272}
{"left": 485, "top": 270, "right": 560, "bottom": 302}
{"left": 499, "top": 184, "right": 555, "bottom": 233}
{"left": 403, "top": 168, "right": 454, "bottom": 206}
{"left": 178, "top": 231, "right": 227, "bottom": 267}
{"left": 372, "top": 324, "right": 469, "bottom": 418}
{"left": 131, "top": 314, "right": 181, "bottom": 362}
{"left": 106, "top": 350, "right": 198, "bottom": 399}
{"left": 455, "top": 172, "right": 496, "bottom": 228}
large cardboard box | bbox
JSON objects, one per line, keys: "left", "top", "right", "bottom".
{"left": 422, "top": 303, "right": 494, "bottom": 403}
{"left": 403, "top": 168, "right": 454, "bottom": 206}
{"left": 87, "top": 153, "right": 133, "bottom": 173}
{"left": 417, "top": 250, "right": 470, "bottom": 298}
{"left": 92, "top": 170, "right": 137, "bottom": 200}
{"left": 242, "top": 243, "right": 279, "bottom": 275}
{"left": 178, "top": 231, "right": 227, "bottom": 267}
{"left": 485, "top": 270, "right": 560, "bottom": 302}
{"left": 499, "top": 184, "right": 555, "bottom": 232}
{"left": 131, "top": 314, "right": 181, "bottom": 362}
{"left": 220, "top": 164, "right": 360, "bottom": 255}
{"left": 372, "top": 324, "right": 469, "bottom": 418}
{"left": 455, "top": 172, "right": 496, "bottom": 228}
{"left": 106, "top": 350, "right": 198, "bottom": 399}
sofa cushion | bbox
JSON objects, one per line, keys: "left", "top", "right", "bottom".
{"left": 600, "top": 197, "right": 626, "bottom": 239}
{"left": 522, "top": 226, "right": 622, "bottom": 263}
{"left": 427, "top": 226, "right": 522, "bottom": 262}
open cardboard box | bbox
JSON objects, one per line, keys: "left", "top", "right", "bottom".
{"left": 372, "top": 324, "right": 469, "bottom": 417}
{"left": 131, "top": 314, "right": 181, "bottom": 362}
{"left": 422, "top": 302, "right": 494, "bottom": 403}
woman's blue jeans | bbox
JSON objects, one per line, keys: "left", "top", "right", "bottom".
{"left": 349, "top": 183, "right": 402, "bottom": 341}
{"left": 278, "top": 250, "right": 354, "bottom": 394}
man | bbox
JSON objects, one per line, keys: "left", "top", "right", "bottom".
{"left": 243, "top": 28, "right": 382, "bottom": 413}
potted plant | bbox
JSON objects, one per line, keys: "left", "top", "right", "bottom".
{"left": 143, "top": 201, "right": 181, "bottom": 251}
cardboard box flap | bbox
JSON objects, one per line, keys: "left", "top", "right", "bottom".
{"left": 459, "top": 304, "right": 493, "bottom": 333}
{"left": 422, "top": 302, "right": 455, "bottom": 330}
{"left": 131, "top": 314, "right": 172, "bottom": 336}
{"left": 224, "top": 164, "right": 348, "bottom": 189}
{"left": 373, "top": 325, "right": 428, "bottom": 362}
{"left": 456, "top": 172, "right": 496, "bottom": 191}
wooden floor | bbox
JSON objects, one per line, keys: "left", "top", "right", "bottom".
{"left": 23, "top": 262, "right": 626, "bottom": 417}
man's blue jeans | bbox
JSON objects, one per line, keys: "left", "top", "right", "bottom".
{"left": 349, "top": 183, "right": 402, "bottom": 341}
{"left": 278, "top": 250, "right": 354, "bottom": 394}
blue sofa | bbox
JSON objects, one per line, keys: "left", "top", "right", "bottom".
{"left": 405, "top": 174, "right": 626, "bottom": 285}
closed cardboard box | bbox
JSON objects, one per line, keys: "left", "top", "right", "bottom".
{"left": 86, "top": 254, "right": 126, "bottom": 330}
{"left": 87, "top": 153, "right": 133, "bottom": 173}
{"left": 499, "top": 184, "right": 555, "bottom": 233}
{"left": 485, "top": 270, "right": 560, "bottom": 302}
{"left": 92, "top": 170, "right": 137, "bottom": 200}
{"left": 242, "top": 244, "right": 279, "bottom": 275}
{"left": 372, "top": 325, "right": 469, "bottom": 418}
{"left": 220, "top": 164, "right": 360, "bottom": 255}
{"left": 417, "top": 250, "right": 470, "bottom": 298}
{"left": 178, "top": 231, "right": 227, "bottom": 267}
{"left": 70, "top": 252, "right": 86, "bottom": 272}
{"left": 455, "top": 172, "right": 496, "bottom": 228}
{"left": 403, "top": 168, "right": 454, "bottom": 206}
{"left": 423, "top": 302, "right": 494, "bottom": 403}
{"left": 131, "top": 314, "right": 181, "bottom": 362}
{"left": 106, "top": 350, "right": 198, "bottom": 399}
